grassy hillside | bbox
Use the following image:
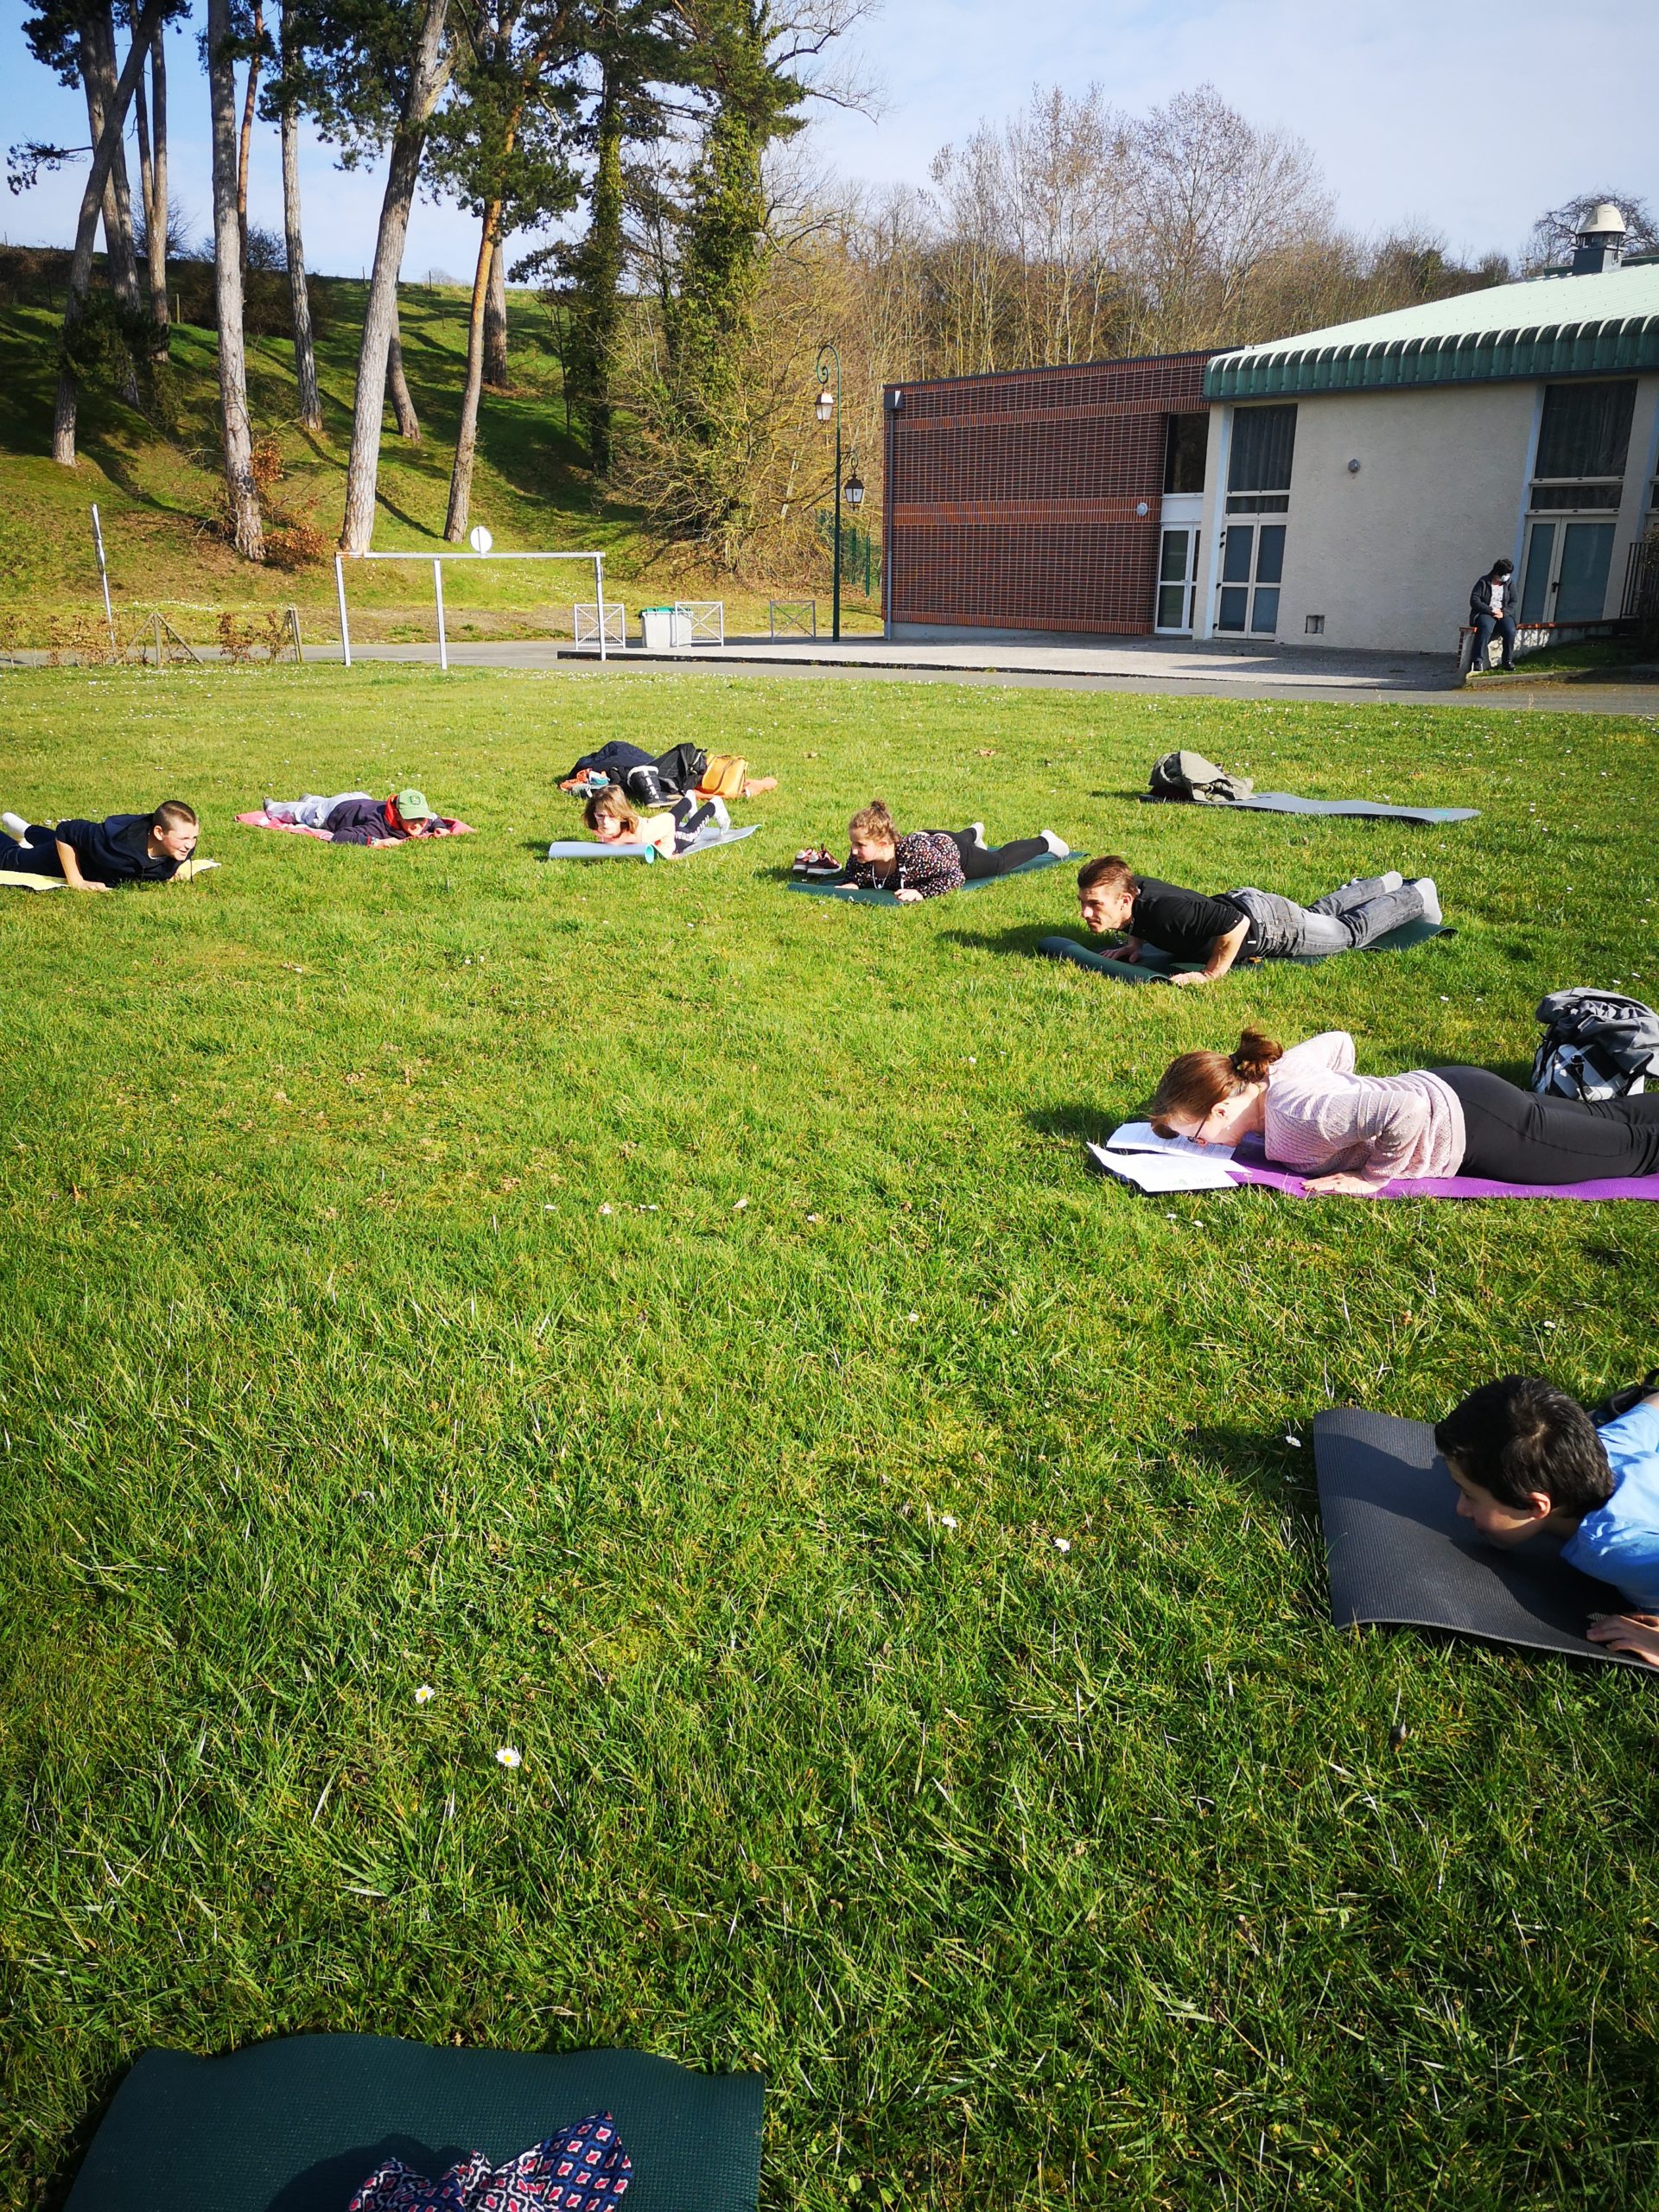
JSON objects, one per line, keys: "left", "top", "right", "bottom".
{"left": 0, "top": 262, "right": 880, "bottom": 649}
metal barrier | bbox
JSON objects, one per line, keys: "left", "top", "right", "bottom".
{"left": 768, "top": 598, "right": 817, "bottom": 639}
{"left": 574, "top": 601, "right": 626, "bottom": 648}
{"left": 673, "top": 601, "right": 724, "bottom": 646}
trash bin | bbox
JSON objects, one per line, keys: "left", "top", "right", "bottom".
{"left": 640, "top": 607, "right": 677, "bottom": 650}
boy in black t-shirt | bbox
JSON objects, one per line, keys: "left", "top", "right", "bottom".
{"left": 1075, "top": 854, "right": 1438, "bottom": 984}
{"left": 0, "top": 800, "right": 199, "bottom": 888}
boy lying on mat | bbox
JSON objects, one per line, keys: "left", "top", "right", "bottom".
{"left": 583, "top": 785, "right": 733, "bottom": 856}
{"left": 1149, "top": 1029, "right": 1659, "bottom": 1194}
{"left": 1437, "top": 1375, "right": 1659, "bottom": 1663}
{"left": 1076, "top": 853, "right": 1439, "bottom": 984}
{"left": 835, "top": 800, "right": 1066, "bottom": 902}
{"left": 1, "top": 799, "right": 204, "bottom": 887}
{"left": 258, "top": 788, "right": 454, "bottom": 843}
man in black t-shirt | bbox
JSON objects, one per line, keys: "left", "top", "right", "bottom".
{"left": 0, "top": 800, "right": 199, "bottom": 888}
{"left": 1074, "top": 853, "right": 1437, "bottom": 984}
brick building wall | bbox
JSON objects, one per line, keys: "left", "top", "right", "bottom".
{"left": 882, "top": 352, "right": 1214, "bottom": 636}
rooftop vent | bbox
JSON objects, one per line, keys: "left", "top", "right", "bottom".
{"left": 1573, "top": 202, "right": 1627, "bottom": 276}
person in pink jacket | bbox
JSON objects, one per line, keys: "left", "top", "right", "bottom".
{"left": 1147, "top": 1028, "right": 1659, "bottom": 1195}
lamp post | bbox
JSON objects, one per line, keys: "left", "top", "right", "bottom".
{"left": 815, "top": 340, "right": 844, "bottom": 640}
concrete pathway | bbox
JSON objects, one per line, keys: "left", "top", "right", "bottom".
{"left": 327, "top": 630, "right": 1659, "bottom": 715}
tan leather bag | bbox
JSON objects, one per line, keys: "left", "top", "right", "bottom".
{"left": 696, "top": 753, "right": 748, "bottom": 799}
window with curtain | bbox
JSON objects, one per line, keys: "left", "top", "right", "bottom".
{"left": 1226, "top": 405, "right": 1297, "bottom": 512}
{"left": 1534, "top": 380, "right": 1637, "bottom": 481}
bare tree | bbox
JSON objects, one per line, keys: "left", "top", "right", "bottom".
{"left": 387, "top": 297, "right": 423, "bottom": 440}
{"left": 339, "top": 0, "right": 454, "bottom": 554}
{"left": 207, "top": 0, "right": 264, "bottom": 556}
{"left": 276, "top": 0, "right": 321, "bottom": 426}
{"left": 49, "top": 0, "right": 172, "bottom": 464}
{"left": 130, "top": 7, "right": 169, "bottom": 354}
{"left": 237, "top": 0, "right": 266, "bottom": 270}
{"left": 1523, "top": 191, "right": 1659, "bottom": 271}
{"left": 484, "top": 248, "right": 509, "bottom": 385}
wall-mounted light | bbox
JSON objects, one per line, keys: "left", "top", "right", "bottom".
{"left": 1135, "top": 499, "right": 1149, "bottom": 516}
{"left": 1346, "top": 457, "right": 1362, "bottom": 474}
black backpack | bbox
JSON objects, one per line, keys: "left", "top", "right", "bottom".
{"left": 1531, "top": 988, "right": 1659, "bottom": 1101}
{"left": 1145, "top": 749, "right": 1255, "bottom": 805}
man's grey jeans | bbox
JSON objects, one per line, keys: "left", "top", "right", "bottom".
{"left": 1228, "top": 874, "right": 1427, "bottom": 959}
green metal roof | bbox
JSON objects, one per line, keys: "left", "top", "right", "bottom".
{"left": 1204, "top": 263, "right": 1659, "bottom": 399}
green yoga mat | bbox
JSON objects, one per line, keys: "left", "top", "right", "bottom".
{"left": 1039, "top": 917, "right": 1451, "bottom": 982}
{"left": 788, "top": 851, "right": 1066, "bottom": 906}
{"left": 63, "top": 2036, "right": 764, "bottom": 2212}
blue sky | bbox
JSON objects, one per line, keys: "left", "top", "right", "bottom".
{"left": 3, "top": 0, "right": 1656, "bottom": 280}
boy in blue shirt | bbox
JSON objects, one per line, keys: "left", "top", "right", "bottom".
{"left": 1435, "top": 1374, "right": 1659, "bottom": 1664}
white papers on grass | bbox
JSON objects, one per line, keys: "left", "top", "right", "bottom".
{"left": 1105, "top": 1120, "right": 1235, "bottom": 1163}
{"left": 1087, "top": 1125, "right": 1238, "bottom": 1193}
{"left": 1086, "top": 1142, "right": 1236, "bottom": 1193}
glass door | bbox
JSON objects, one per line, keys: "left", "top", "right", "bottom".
{"left": 1216, "top": 521, "right": 1285, "bottom": 634}
{"left": 1154, "top": 527, "right": 1198, "bottom": 633}
{"left": 1520, "top": 518, "right": 1616, "bottom": 624}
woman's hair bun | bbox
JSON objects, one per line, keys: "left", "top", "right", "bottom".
{"left": 1230, "top": 1029, "right": 1284, "bottom": 1083}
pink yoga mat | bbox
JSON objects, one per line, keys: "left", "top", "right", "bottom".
{"left": 236, "top": 811, "right": 474, "bottom": 839}
{"left": 1225, "top": 1135, "right": 1659, "bottom": 1203}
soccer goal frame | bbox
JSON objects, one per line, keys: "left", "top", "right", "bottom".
{"left": 334, "top": 549, "right": 609, "bottom": 670}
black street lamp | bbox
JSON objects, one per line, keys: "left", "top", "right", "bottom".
{"left": 815, "top": 339, "right": 846, "bottom": 640}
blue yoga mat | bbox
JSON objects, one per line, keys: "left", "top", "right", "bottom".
{"left": 1039, "top": 917, "right": 1450, "bottom": 981}
{"left": 546, "top": 826, "right": 758, "bottom": 861}
{"left": 787, "top": 851, "right": 1066, "bottom": 906}
{"left": 1224, "top": 794, "right": 1478, "bottom": 823}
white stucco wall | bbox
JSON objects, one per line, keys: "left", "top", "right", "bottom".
{"left": 1255, "top": 383, "right": 1541, "bottom": 655}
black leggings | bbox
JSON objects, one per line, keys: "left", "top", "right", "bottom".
{"left": 943, "top": 830, "right": 1049, "bottom": 880}
{"left": 1435, "top": 1065, "right": 1659, "bottom": 1183}
{"left": 0, "top": 826, "right": 64, "bottom": 876}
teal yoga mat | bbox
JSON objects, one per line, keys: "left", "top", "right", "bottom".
{"left": 788, "top": 851, "right": 1066, "bottom": 906}
{"left": 63, "top": 2037, "right": 765, "bottom": 2212}
{"left": 546, "top": 826, "right": 758, "bottom": 861}
{"left": 1039, "top": 917, "right": 1451, "bottom": 981}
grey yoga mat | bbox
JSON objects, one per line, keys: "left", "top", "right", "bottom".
{"left": 1313, "top": 1407, "right": 1649, "bottom": 1670}
{"left": 546, "top": 825, "right": 758, "bottom": 861}
{"left": 1140, "top": 792, "right": 1479, "bottom": 823}
{"left": 62, "top": 2036, "right": 766, "bottom": 2212}
{"left": 788, "top": 851, "right": 1066, "bottom": 906}
{"left": 1039, "top": 917, "right": 1450, "bottom": 981}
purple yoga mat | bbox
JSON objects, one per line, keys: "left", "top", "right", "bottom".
{"left": 1224, "top": 1133, "right": 1659, "bottom": 1202}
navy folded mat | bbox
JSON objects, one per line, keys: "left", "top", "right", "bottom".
{"left": 62, "top": 2036, "right": 765, "bottom": 2212}
{"left": 1313, "top": 1407, "right": 1649, "bottom": 1670}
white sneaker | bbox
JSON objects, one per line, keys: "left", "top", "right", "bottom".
{"left": 1040, "top": 829, "right": 1070, "bottom": 857}
{"left": 2, "top": 811, "right": 29, "bottom": 840}
{"left": 1410, "top": 877, "right": 1441, "bottom": 925}
{"left": 964, "top": 822, "right": 987, "bottom": 848}
{"left": 1379, "top": 870, "right": 1404, "bottom": 893}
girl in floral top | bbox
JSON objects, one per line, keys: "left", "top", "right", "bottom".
{"left": 838, "top": 800, "right": 1066, "bottom": 902}
{"left": 1147, "top": 1028, "right": 1659, "bottom": 1195}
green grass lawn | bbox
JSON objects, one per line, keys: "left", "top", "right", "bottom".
{"left": 3, "top": 668, "right": 1659, "bottom": 2210}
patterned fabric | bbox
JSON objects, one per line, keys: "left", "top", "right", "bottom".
{"left": 843, "top": 830, "right": 964, "bottom": 899}
{"left": 347, "top": 2113, "right": 631, "bottom": 2212}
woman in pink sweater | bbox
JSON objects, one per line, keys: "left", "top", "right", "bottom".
{"left": 1148, "top": 1029, "right": 1659, "bottom": 1195}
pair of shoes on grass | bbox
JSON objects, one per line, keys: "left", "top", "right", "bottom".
{"left": 794, "top": 846, "right": 842, "bottom": 879}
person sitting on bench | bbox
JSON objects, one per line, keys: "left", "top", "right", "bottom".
{"left": 1468, "top": 557, "right": 1518, "bottom": 674}
{"left": 261, "top": 788, "right": 448, "bottom": 845}
{"left": 1436, "top": 1374, "right": 1659, "bottom": 1663}
{"left": 0, "top": 798, "right": 199, "bottom": 887}
{"left": 583, "top": 785, "right": 730, "bottom": 856}
{"left": 1076, "top": 854, "right": 1438, "bottom": 984}
{"left": 837, "top": 801, "right": 1066, "bottom": 902}
{"left": 1147, "top": 1028, "right": 1659, "bottom": 1195}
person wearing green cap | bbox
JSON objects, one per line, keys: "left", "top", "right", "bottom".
{"left": 260, "top": 788, "right": 449, "bottom": 843}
